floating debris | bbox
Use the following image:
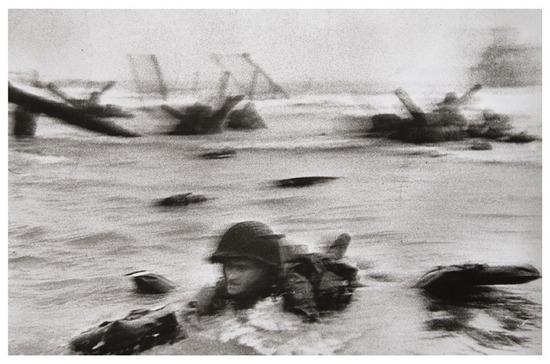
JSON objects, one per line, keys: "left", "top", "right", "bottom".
{"left": 125, "top": 270, "right": 176, "bottom": 294}
{"left": 415, "top": 264, "right": 541, "bottom": 295}
{"left": 503, "top": 132, "right": 537, "bottom": 144}
{"left": 155, "top": 193, "right": 209, "bottom": 207}
{"left": 69, "top": 305, "right": 184, "bottom": 354}
{"left": 199, "top": 148, "right": 236, "bottom": 159}
{"left": 274, "top": 176, "right": 339, "bottom": 188}
{"left": 471, "top": 141, "right": 493, "bottom": 150}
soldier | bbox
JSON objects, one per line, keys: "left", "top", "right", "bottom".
{"left": 70, "top": 221, "right": 358, "bottom": 354}
{"left": 433, "top": 91, "right": 467, "bottom": 129}
{"left": 188, "top": 221, "right": 358, "bottom": 322}
{"left": 190, "top": 221, "right": 284, "bottom": 315}
{"left": 435, "top": 92, "right": 460, "bottom": 112}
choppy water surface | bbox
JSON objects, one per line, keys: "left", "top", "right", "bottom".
{"left": 8, "top": 87, "right": 541, "bottom": 354}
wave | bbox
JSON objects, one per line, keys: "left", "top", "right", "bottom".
{"left": 32, "top": 278, "right": 89, "bottom": 290}
{"left": 233, "top": 138, "right": 370, "bottom": 152}
{"left": 460, "top": 212, "right": 539, "bottom": 219}
{"left": 63, "top": 231, "right": 133, "bottom": 246}
{"left": 480, "top": 159, "right": 541, "bottom": 167}
{"left": 9, "top": 225, "right": 48, "bottom": 241}
{"left": 11, "top": 151, "right": 70, "bottom": 164}
{"left": 9, "top": 255, "right": 49, "bottom": 265}
{"left": 198, "top": 298, "right": 362, "bottom": 354}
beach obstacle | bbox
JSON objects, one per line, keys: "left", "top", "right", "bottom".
{"left": 8, "top": 83, "right": 140, "bottom": 138}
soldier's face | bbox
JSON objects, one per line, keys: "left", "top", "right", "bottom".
{"left": 223, "top": 258, "right": 269, "bottom": 297}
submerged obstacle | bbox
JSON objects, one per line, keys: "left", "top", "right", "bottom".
{"left": 8, "top": 83, "right": 140, "bottom": 137}
{"left": 388, "top": 88, "right": 469, "bottom": 143}
{"left": 163, "top": 95, "right": 244, "bottom": 135}
{"left": 12, "top": 105, "right": 37, "bottom": 138}
{"left": 226, "top": 102, "right": 267, "bottom": 130}
{"left": 369, "top": 86, "right": 536, "bottom": 145}
{"left": 46, "top": 82, "right": 134, "bottom": 119}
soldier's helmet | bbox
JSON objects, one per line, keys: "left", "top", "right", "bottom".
{"left": 442, "top": 92, "right": 458, "bottom": 104}
{"left": 89, "top": 91, "right": 100, "bottom": 103}
{"left": 210, "top": 221, "right": 284, "bottom": 267}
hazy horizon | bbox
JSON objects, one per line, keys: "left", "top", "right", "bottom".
{"left": 9, "top": 9, "right": 542, "bottom": 89}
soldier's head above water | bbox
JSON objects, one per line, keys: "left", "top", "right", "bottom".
{"left": 188, "top": 221, "right": 357, "bottom": 319}
{"left": 210, "top": 221, "right": 284, "bottom": 304}
{"left": 442, "top": 92, "right": 459, "bottom": 105}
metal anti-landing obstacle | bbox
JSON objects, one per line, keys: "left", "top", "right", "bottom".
{"left": 8, "top": 83, "right": 140, "bottom": 138}
{"left": 127, "top": 54, "right": 168, "bottom": 101}
{"left": 210, "top": 53, "right": 290, "bottom": 100}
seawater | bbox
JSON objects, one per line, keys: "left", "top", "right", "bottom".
{"left": 8, "top": 86, "right": 541, "bottom": 354}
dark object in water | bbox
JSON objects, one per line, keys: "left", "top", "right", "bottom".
{"left": 394, "top": 124, "right": 465, "bottom": 144}
{"left": 12, "top": 105, "right": 37, "bottom": 138}
{"left": 226, "top": 102, "right": 267, "bottom": 130}
{"left": 280, "top": 244, "right": 309, "bottom": 262}
{"left": 125, "top": 270, "right": 176, "bottom": 294}
{"left": 8, "top": 83, "right": 140, "bottom": 137}
{"left": 466, "top": 111, "right": 535, "bottom": 143}
{"left": 283, "top": 250, "right": 358, "bottom": 321}
{"left": 415, "top": 264, "right": 541, "bottom": 294}
{"left": 200, "top": 148, "right": 236, "bottom": 159}
{"left": 274, "top": 176, "right": 339, "bottom": 188}
{"left": 163, "top": 95, "right": 245, "bottom": 135}
{"left": 467, "top": 111, "right": 512, "bottom": 139}
{"left": 503, "top": 132, "right": 537, "bottom": 144}
{"left": 370, "top": 117, "right": 467, "bottom": 143}
{"left": 282, "top": 234, "right": 357, "bottom": 322}
{"left": 371, "top": 113, "right": 409, "bottom": 132}
{"left": 369, "top": 86, "right": 481, "bottom": 144}
{"left": 471, "top": 141, "right": 493, "bottom": 150}
{"left": 283, "top": 271, "right": 319, "bottom": 321}
{"left": 69, "top": 305, "right": 184, "bottom": 354}
{"left": 325, "top": 233, "right": 351, "bottom": 260}
{"left": 155, "top": 193, "right": 208, "bottom": 207}
{"left": 391, "top": 88, "right": 468, "bottom": 143}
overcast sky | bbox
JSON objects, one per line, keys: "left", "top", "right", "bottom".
{"left": 8, "top": 9, "right": 542, "bottom": 87}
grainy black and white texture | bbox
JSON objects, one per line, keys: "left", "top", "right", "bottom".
{"left": 8, "top": 9, "right": 542, "bottom": 355}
